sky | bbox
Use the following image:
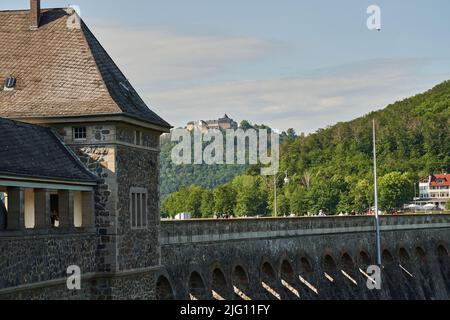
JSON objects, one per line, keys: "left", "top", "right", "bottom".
{"left": 2, "top": 0, "right": 450, "bottom": 133}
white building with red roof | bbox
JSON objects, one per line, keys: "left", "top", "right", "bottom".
{"left": 415, "top": 174, "right": 450, "bottom": 210}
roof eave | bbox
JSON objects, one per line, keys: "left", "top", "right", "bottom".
{"left": 0, "top": 172, "right": 97, "bottom": 187}
{"left": 8, "top": 113, "right": 172, "bottom": 133}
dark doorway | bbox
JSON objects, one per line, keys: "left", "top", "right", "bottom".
{"left": 50, "top": 194, "right": 59, "bottom": 227}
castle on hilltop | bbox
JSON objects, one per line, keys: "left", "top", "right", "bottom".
{"left": 186, "top": 114, "right": 238, "bottom": 132}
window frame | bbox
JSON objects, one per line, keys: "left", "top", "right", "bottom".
{"left": 130, "top": 187, "right": 148, "bottom": 230}
{"left": 73, "top": 126, "right": 87, "bottom": 141}
{"left": 134, "top": 130, "right": 142, "bottom": 146}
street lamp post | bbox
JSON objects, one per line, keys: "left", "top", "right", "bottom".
{"left": 373, "top": 120, "right": 382, "bottom": 267}
{"left": 274, "top": 171, "right": 289, "bottom": 217}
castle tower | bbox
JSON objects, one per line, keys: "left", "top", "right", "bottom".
{"left": 0, "top": 1, "right": 171, "bottom": 299}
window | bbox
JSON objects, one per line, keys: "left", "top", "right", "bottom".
{"left": 135, "top": 130, "right": 142, "bottom": 145}
{"left": 73, "top": 127, "right": 87, "bottom": 140}
{"left": 130, "top": 188, "right": 147, "bottom": 229}
{"left": 4, "top": 76, "right": 16, "bottom": 91}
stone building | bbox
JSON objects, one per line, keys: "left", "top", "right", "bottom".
{"left": 0, "top": 1, "right": 170, "bottom": 299}
{"left": 187, "top": 114, "right": 238, "bottom": 132}
{"left": 415, "top": 174, "right": 450, "bottom": 210}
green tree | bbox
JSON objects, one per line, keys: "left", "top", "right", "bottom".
{"left": 200, "top": 190, "right": 215, "bottom": 218}
{"left": 336, "top": 191, "right": 353, "bottom": 213}
{"left": 379, "top": 172, "right": 414, "bottom": 213}
{"left": 307, "top": 176, "right": 346, "bottom": 214}
{"left": 184, "top": 186, "right": 204, "bottom": 218}
{"left": 277, "top": 193, "right": 291, "bottom": 216}
{"left": 213, "top": 184, "right": 236, "bottom": 215}
{"left": 351, "top": 179, "right": 374, "bottom": 213}
{"left": 289, "top": 187, "right": 309, "bottom": 215}
{"left": 446, "top": 201, "right": 450, "bottom": 212}
{"left": 232, "top": 175, "right": 268, "bottom": 216}
{"left": 239, "top": 120, "right": 253, "bottom": 130}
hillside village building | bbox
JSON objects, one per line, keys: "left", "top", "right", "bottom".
{"left": 415, "top": 174, "right": 450, "bottom": 210}
{"left": 0, "top": 1, "right": 170, "bottom": 299}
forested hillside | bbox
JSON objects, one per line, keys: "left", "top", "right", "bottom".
{"left": 160, "top": 122, "right": 284, "bottom": 200}
{"left": 161, "top": 80, "right": 450, "bottom": 217}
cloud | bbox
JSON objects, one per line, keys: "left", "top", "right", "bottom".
{"left": 146, "top": 58, "right": 449, "bottom": 133}
{"left": 91, "top": 24, "right": 275, "bottom": 85}
{"left": 90, "top": 24, "right": 450, "bottom": 134}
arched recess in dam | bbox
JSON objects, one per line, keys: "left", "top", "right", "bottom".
{"left": 382, "top": 249, "right": 405, "bottom": 299}
{"left": 341, "top": 253, "right": 357, "bottom": 283}
{"left": 415, "top": 246, "right": 427, "bottom": 263}
{"left": 211, "top": 267, "right": 230, "bottom": 300}
{"left": 322, "top": 254, "right": 342, "bottom": 299}
{"left": 359, "top": 250, "right": 372, "bottom": 270}
{"left": 437, "top": 244, "right": 449, "bottom": 295}
{"left": 398, "top": 247, "right": 417, "bottom": 299}
{"left": 155, "top": 275, "right": 174, "bottom": 300}
{"left": 399, "top": 248, "right": 414, "bottom": 280}
{"left": 298, "top": 255, "right": 318, "bottom": 299}
{"left": 358, "top": 250, "right": 378, "bottom": 300}
{"left": 382, "top": 249, "right": 395, "bottom": 265}
{"left": 414, "top": 246, "right": 435, "bottom": 300}
{"left": 232, "top": 265, "right": 251, "bottom": 300}
{"left": 280, "top": 259, "right": 300, "bottom": 300}
{"left": 340, "top": 252, "right": 359, "bottom": 299}
{"left": 260, "top": 261, "right": 280, "bottom": 300}
{"left": 323, "top": 254, "right": 337, "bottom": 276}
{"left": 188, "top": 271, "right": 208, "bottom": 300}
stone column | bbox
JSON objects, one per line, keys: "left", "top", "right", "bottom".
{"left": 82, "top": 191, "right": 95, "bottom": 228}
{"left": 6, "top": 187, "right": 25, "bottom": 230}
{"left": 58, "top": 190, "right": 74, "bottom": 229}
{"left": 35, "top": 189, "right": 51, "bottom": 229}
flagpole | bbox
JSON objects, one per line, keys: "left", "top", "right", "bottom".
{"left": 373, "top": 119, "right": 382, "bottom": 266}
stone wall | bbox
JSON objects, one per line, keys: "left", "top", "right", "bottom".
{"left": 116, "top": 144, "right": 160, "bottom": 271}
{"left": 0, "top": 231, "right": 96, "bottom": 292}
{"left": 159, "top": 215, "right": 450, "bottom": 300}
{"left": 116, "top": 123, "right": 159, "bottom": 149}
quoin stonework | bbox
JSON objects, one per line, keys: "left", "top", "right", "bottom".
{"left": 0, "top": 1, "right": 449, "bottom": 300}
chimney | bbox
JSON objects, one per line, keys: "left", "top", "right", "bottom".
{"left": 30, "top": 0, "right": 41, "bottom": 30}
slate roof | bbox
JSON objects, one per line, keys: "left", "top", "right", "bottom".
{"left": 0, "top": 8, "right": 171, "bottom": 129}
{"left": 0, "top": 117, "right": 97, "bottom": 183}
